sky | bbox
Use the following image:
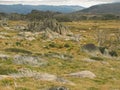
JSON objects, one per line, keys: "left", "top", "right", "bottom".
{"left": 0, "top": 0, "right": 120, "bottom": 7}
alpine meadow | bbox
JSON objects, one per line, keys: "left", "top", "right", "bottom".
{"left": 0, "top": 1, "right": 120, "bottom": 90}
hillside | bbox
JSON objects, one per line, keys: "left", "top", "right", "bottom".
{"left": 0, "top": 4, "right": 84, "bottom": 14}
{"left": 77, "top": 3, "right": 120, "bottom": 14}
{"left": 0, "top": 18, "right": 120, "bottom": 89}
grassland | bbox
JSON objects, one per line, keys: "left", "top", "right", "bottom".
{"left": 0, "top": 20, "right": 120, "bottom": 90}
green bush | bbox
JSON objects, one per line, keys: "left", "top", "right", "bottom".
{"left": 48, "top": 42, "right": 63, "bottom": 48}
{"left": 49, "top": 42, "right": 57, "bottom": 48}
{"left": 99, "top": 47, "right": 106, "bottom": 54}
{"left": 64, "top": 43, "right": 70, "bottom": 48}
{"left": 15, "top": 42, "right": 21, "bottom": 46}
{"left": 15, "top": 87, "right": 30, "bottom": 90}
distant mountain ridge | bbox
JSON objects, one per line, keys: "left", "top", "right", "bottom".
{"left": 76, "top": 3, "right": 120, "bottom": 14}
{"left": 0, "top": 4, "right": 84, "bottom": 14}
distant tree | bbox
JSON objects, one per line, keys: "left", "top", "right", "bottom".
{"left": 54, "top": 14, "right": 72, "bottom": 22}
{"left": 8, "top": 13, "right": 26, "bottom": 20}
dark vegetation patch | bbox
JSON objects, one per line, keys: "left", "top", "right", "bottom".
{"left": 109, "top": 51, "right": 118, "bottom": 57}
{"left": 90, "top": 56, "right": 103, "bottom": 61}
{"left": 5, "top": 48, "right": 32, "bottom": 54}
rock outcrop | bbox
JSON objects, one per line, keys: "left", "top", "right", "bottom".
{"left": 26, "top": 19, "right": 73, "bottom": 40}
{"left": 27, "top": 19, "right": 70, "bottom": 35}
{"left": 81, "top": 43, "right": 118, "bottom": 57}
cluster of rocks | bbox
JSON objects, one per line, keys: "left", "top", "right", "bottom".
{"left": 0, "top": 18, "right": 81, "bottom": 41}
{"left": 14, "top": 31, "right": 40, "bottom": 41}
{"left": 11, "top": 25, "right": 27, "bottom": 31}
{"left": 0, "top": 32, "right": 10, "bottom": 39}
{"left": 26, "top": 19, "right": 81, "bottom": 41}
{"left": 10, "top": 68, "right": 75, "bottom": 85}
{"left": 27, "top": 19, "right": 70, "bottom": 35}
{"left": 81, "top": 43, "right": 118, "bottom": 57}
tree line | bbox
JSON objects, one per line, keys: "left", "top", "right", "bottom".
{"left": 0, "top": 10, "right": 120, "bottom": 22}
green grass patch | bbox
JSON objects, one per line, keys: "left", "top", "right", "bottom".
{"left": 90, "top": 56, "right": 103, "bottom": 61}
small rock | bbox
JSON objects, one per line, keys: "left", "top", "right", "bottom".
{"left": 101, "top": 61, "right": 109, "bottom": 65}
{"left": 0, "top": 54, "right": 10, "bottom": 60}
{"left": 83, "top": 58, "right": 96, "bottom": 62}
{"left": 25, "top": 37, "right": 35, "bottom": 41}
{"left": 49, "top": 86, "right": 69, "bottom": 90}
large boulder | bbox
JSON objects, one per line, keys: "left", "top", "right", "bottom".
{"left": 81, "top": 43, "right": 101, "bottom": 56}
{"left": 81, "top": 43, "right": 118, "bottom": 57}
{"left": 81, "top": 43, "right": 99, "bottom": 52}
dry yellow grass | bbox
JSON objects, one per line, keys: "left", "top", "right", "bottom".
{"left": 0, "top": 20, "right": 120, "bottom": 90}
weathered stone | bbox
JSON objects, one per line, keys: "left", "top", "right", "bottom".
{"left": 83, "top": 58, "right": 96, "bottom": 63}
{"left": 26, "top": 19, "right": 72, "bottom": 39}
{"left": 0, "top": 54, "right": 10, "bottom": 60}
{"left": 81, "top": 43, "right": 99, "bottom": 53}
{"left": 13, "top": 55, "right": 47, "bottom": 66}
{"left": 49, "top": 86, "right": 69, "bottom": 90}
{"left": 69, "top": 70, "right": 96, "bottom": 79}
{"left": 10, "top": 68, "right": 75, "bottom": 85}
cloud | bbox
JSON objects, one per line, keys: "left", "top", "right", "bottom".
{"left": 0, "top": 0, "right": 120, "bottom": 7}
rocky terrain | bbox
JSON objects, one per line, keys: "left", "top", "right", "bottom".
{"left": 0, "top": 19, "right": 120, "bottom": 90}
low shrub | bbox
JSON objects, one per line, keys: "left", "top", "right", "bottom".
{"left": 109, "top": 51, "right": 118, "bottom": 57}
{"left": 64, "top": 43, "right": 70, "bottom": 48}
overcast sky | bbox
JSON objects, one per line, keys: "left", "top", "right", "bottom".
{"left": 0, "top": 0, "right": 120, "bottom": 7}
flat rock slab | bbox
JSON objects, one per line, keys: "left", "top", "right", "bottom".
{"left": 0, "top": 75, "right": 12, "bottom": 80}
{"left": 13, "top": 55, "right": 47, "bottom": 66}
{"left": 69, "top": 70, "right": 96, "bottom": 79}
{"left": 10, "top": 68, "right": 75, "bottom": 86}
